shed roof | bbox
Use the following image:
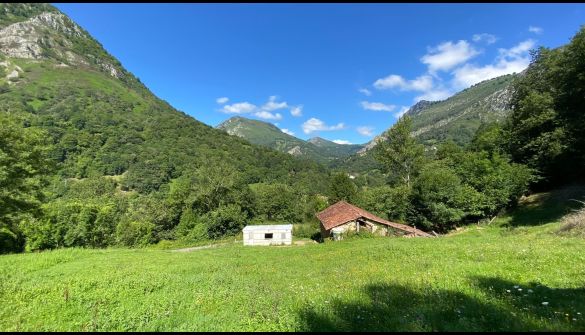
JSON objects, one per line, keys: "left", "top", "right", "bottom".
{"left": 315, "top": 201, "right": 431, "bottom": 237}
{"left": 242, "top": 224, "right": 293, "bottom": 232}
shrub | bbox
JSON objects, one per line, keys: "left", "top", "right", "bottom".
{"left": 0, "top": 227, "right": 23, "bottom": 254}
{"left": 293, "top": 222, "right": 320, "bottom": 239}
{"left": 558, "top": 203, "right": 585, "bottom": 237}
{"left": 115, "top": 219, "right": 156, "bottom": 247}
{"left": 175, "top": 208, "right": 208, "bottom": 242}
{"left": 206, "top": 204, "right": 247, "bottom": 239}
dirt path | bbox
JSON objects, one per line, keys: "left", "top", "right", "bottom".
{"left": 171, "top": 242, "right": 233, "bottom": 252}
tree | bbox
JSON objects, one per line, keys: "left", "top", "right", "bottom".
{"left": 506, "top": 26, "right": 585, "bottom": 186}
{"left": 409, "top": 163, "right": 481, "bottom": 232}
{"left": 328, "top": 172, "right": 358, "bottom": 204}
{"left": 252, "top": 182, "right": 301, "bottom": 222}
{"left": 0, "top": 114, "right": 53, "bottom": 253}
{"left": 374, "top": 116, "right": 425, "bottom": 188}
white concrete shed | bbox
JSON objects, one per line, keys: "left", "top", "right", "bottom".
{"left": 242, "top": 224, "right": 293, "bottom": 246}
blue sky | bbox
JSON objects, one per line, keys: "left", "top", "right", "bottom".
{"left": 54, "top": 3, "right": 585, "bottom": 145}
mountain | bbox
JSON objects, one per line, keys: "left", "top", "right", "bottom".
{"left": 0, "top": 3, "right": 333, "bottom": 249}
{"left": 217, "top": 116, "right": 364, "bottom": 164}
{"left": 358, "top": 73, "right": 515, "bottom": 156}
{"left": 307, "top": 136, "right": 364, "bottom": 158}
{"left": 337, "top": 74, "right": 516, "bottom": 175}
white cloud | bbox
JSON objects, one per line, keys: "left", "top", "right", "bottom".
{"left": 254, "top": 111, "right": 282, "bottom": 120}
{"left": 302, "top": 118, "right": 345, "bottom": 134}
{"left": 373, "top": 74, "right": 433, "bottom": 92}
{"left": 357, "top": 126, "right": 374, "bottom": 137}
{"left": 220, "top": 102, "right": 257, "bottom": 114}
{"left": 500, "top": 39, "right": 535, "bottom": 58}
{"left": 452, "top": 39, "right": 535, "bottom": 89}
{"left": 421, "top": 40, "right": 480, "bottom": 73}
{"left": 290, "top": 105, "right": 303, "bottom": 117}
{"left": 409, "top": 75, "right": 434, "bottom": 91}
{"left": 414, "top": 89, "right": 452, "bottom": 102}
{"left": 374, "top": 74, "right": 405, "bottom": 90}
{"left": 360, "top": 101, "right": 396, "bottom": 112}
{"left": 332, "top": 140, "right": 352, "bottom": 145}
{"left": 216, "top": 97, "right": 229, "bottom": 104}
{"left": 472, "top": 33, "right": 497, "bottom": 45}
{"left": 395, "top": 106, "right": 410, "bottom": 118}
{"left": 358, "top": 88, "right": 372, "bottom": 96}
{"left": 528, "top": 26, "right": 543, "bottom": 34}
{"left": 261, "top": 96, "right": 288, "bottom": 112}
{"left": 280, "top": 128, "right": 295, "bottom": 136}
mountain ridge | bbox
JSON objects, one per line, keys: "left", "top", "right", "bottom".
{"left": 217, "top": 116, "right": 364, "bottom": 163}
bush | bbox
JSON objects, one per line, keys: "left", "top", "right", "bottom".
{"left": 293, "top": 222, "right": 320, "bottom": 239}
{"left": 115, "top": 219, "right": 156, "bottom": 247}
{"left": 342, "top": 230, "right": 377, "bottom": 240}
{"left": 175, "top": 208, "right": 208, "bottom": 242}
{"left": 206, "top": 204, "right": 248, "bottom": 239}
{"left": 0, "top": 227, "right": 23, "bottom": 254}
{"left": 558, "top": 204, "right": 585, "bottom": 237}
{"left": 356, "top": 185, "right": 411, "bottom": 223}
{"left": 409, "top": 163, "right": 482, "bottom": 232}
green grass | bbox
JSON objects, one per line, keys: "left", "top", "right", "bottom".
{"left": 1, "top": 188, "right": 585, "bottom": 331}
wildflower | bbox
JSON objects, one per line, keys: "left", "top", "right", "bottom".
{"left": 514, "top": 285, "right": 519, "bottom": 289}
{"left": 506, "top": 290, "right": 511, "bottom": 293}
{"left": 518, "top": 288, "right": 522, "bottom": 291}
{"left": 542, "top": 302, "right": 549, "bottom": 306}
{"left": 527, "top": 289, "right": 533, "bottom": 293}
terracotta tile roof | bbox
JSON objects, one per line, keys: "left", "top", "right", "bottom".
{"left": 315, "top": 200, "right": 432, "bottom": 237}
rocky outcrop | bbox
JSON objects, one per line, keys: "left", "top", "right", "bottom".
{"left": 0, "top": 11, "right": 122, "bottom": 79}
{"left": 287, "top": 146, "right": 303, "bottom": 156}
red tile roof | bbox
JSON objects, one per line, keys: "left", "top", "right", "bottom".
{"left": 315, "top": 201, "right": 432, "bottom": 237}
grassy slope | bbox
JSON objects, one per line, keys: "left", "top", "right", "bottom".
{"left": 1, "top": 187, "right": 584, "bottom": 331}
{"left": 409, "top": 74, "right": 514, "bottom": 146}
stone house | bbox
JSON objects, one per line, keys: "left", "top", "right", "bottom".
{"left": 316, "top": 201, "right": 432, "bottom": 240}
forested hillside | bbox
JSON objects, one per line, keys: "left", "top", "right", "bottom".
{"left": 0, "top": 4, "right": 331, "bottom": 252}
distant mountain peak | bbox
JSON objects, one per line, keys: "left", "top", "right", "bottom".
{"left": 307, "top": 136, "right": 331, "bottom": 146}
{"left": 216, "top": 116, "right": 364, "bottom": 163}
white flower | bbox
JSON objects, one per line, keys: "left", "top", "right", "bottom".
{"left": 518, "top": 288, "right": 523, "bottom": 291}
{"left": 542, "top": 302, "right": 549, "bottom": 306}
{"left": 514, "top": 285, "right": 519, "bottom": 289}
{"left": 506, "top": 290, "right": 511, "bottom": 293}
{"left": 528, "top": 289, "right": 533, "bottom": 293}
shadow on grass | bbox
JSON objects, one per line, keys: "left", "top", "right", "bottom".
{"left": 504, "top": 185, "right": 585, "bottom": 227}
{"left": 470, "top": 276, "right": 585, "bottom": 329}
{"left": 297, "top": 277, "right": 585, "bottom": 332}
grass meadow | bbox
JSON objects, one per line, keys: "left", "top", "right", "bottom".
{"left": 1, "top": 187, "right": 584, "bottom": 331}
